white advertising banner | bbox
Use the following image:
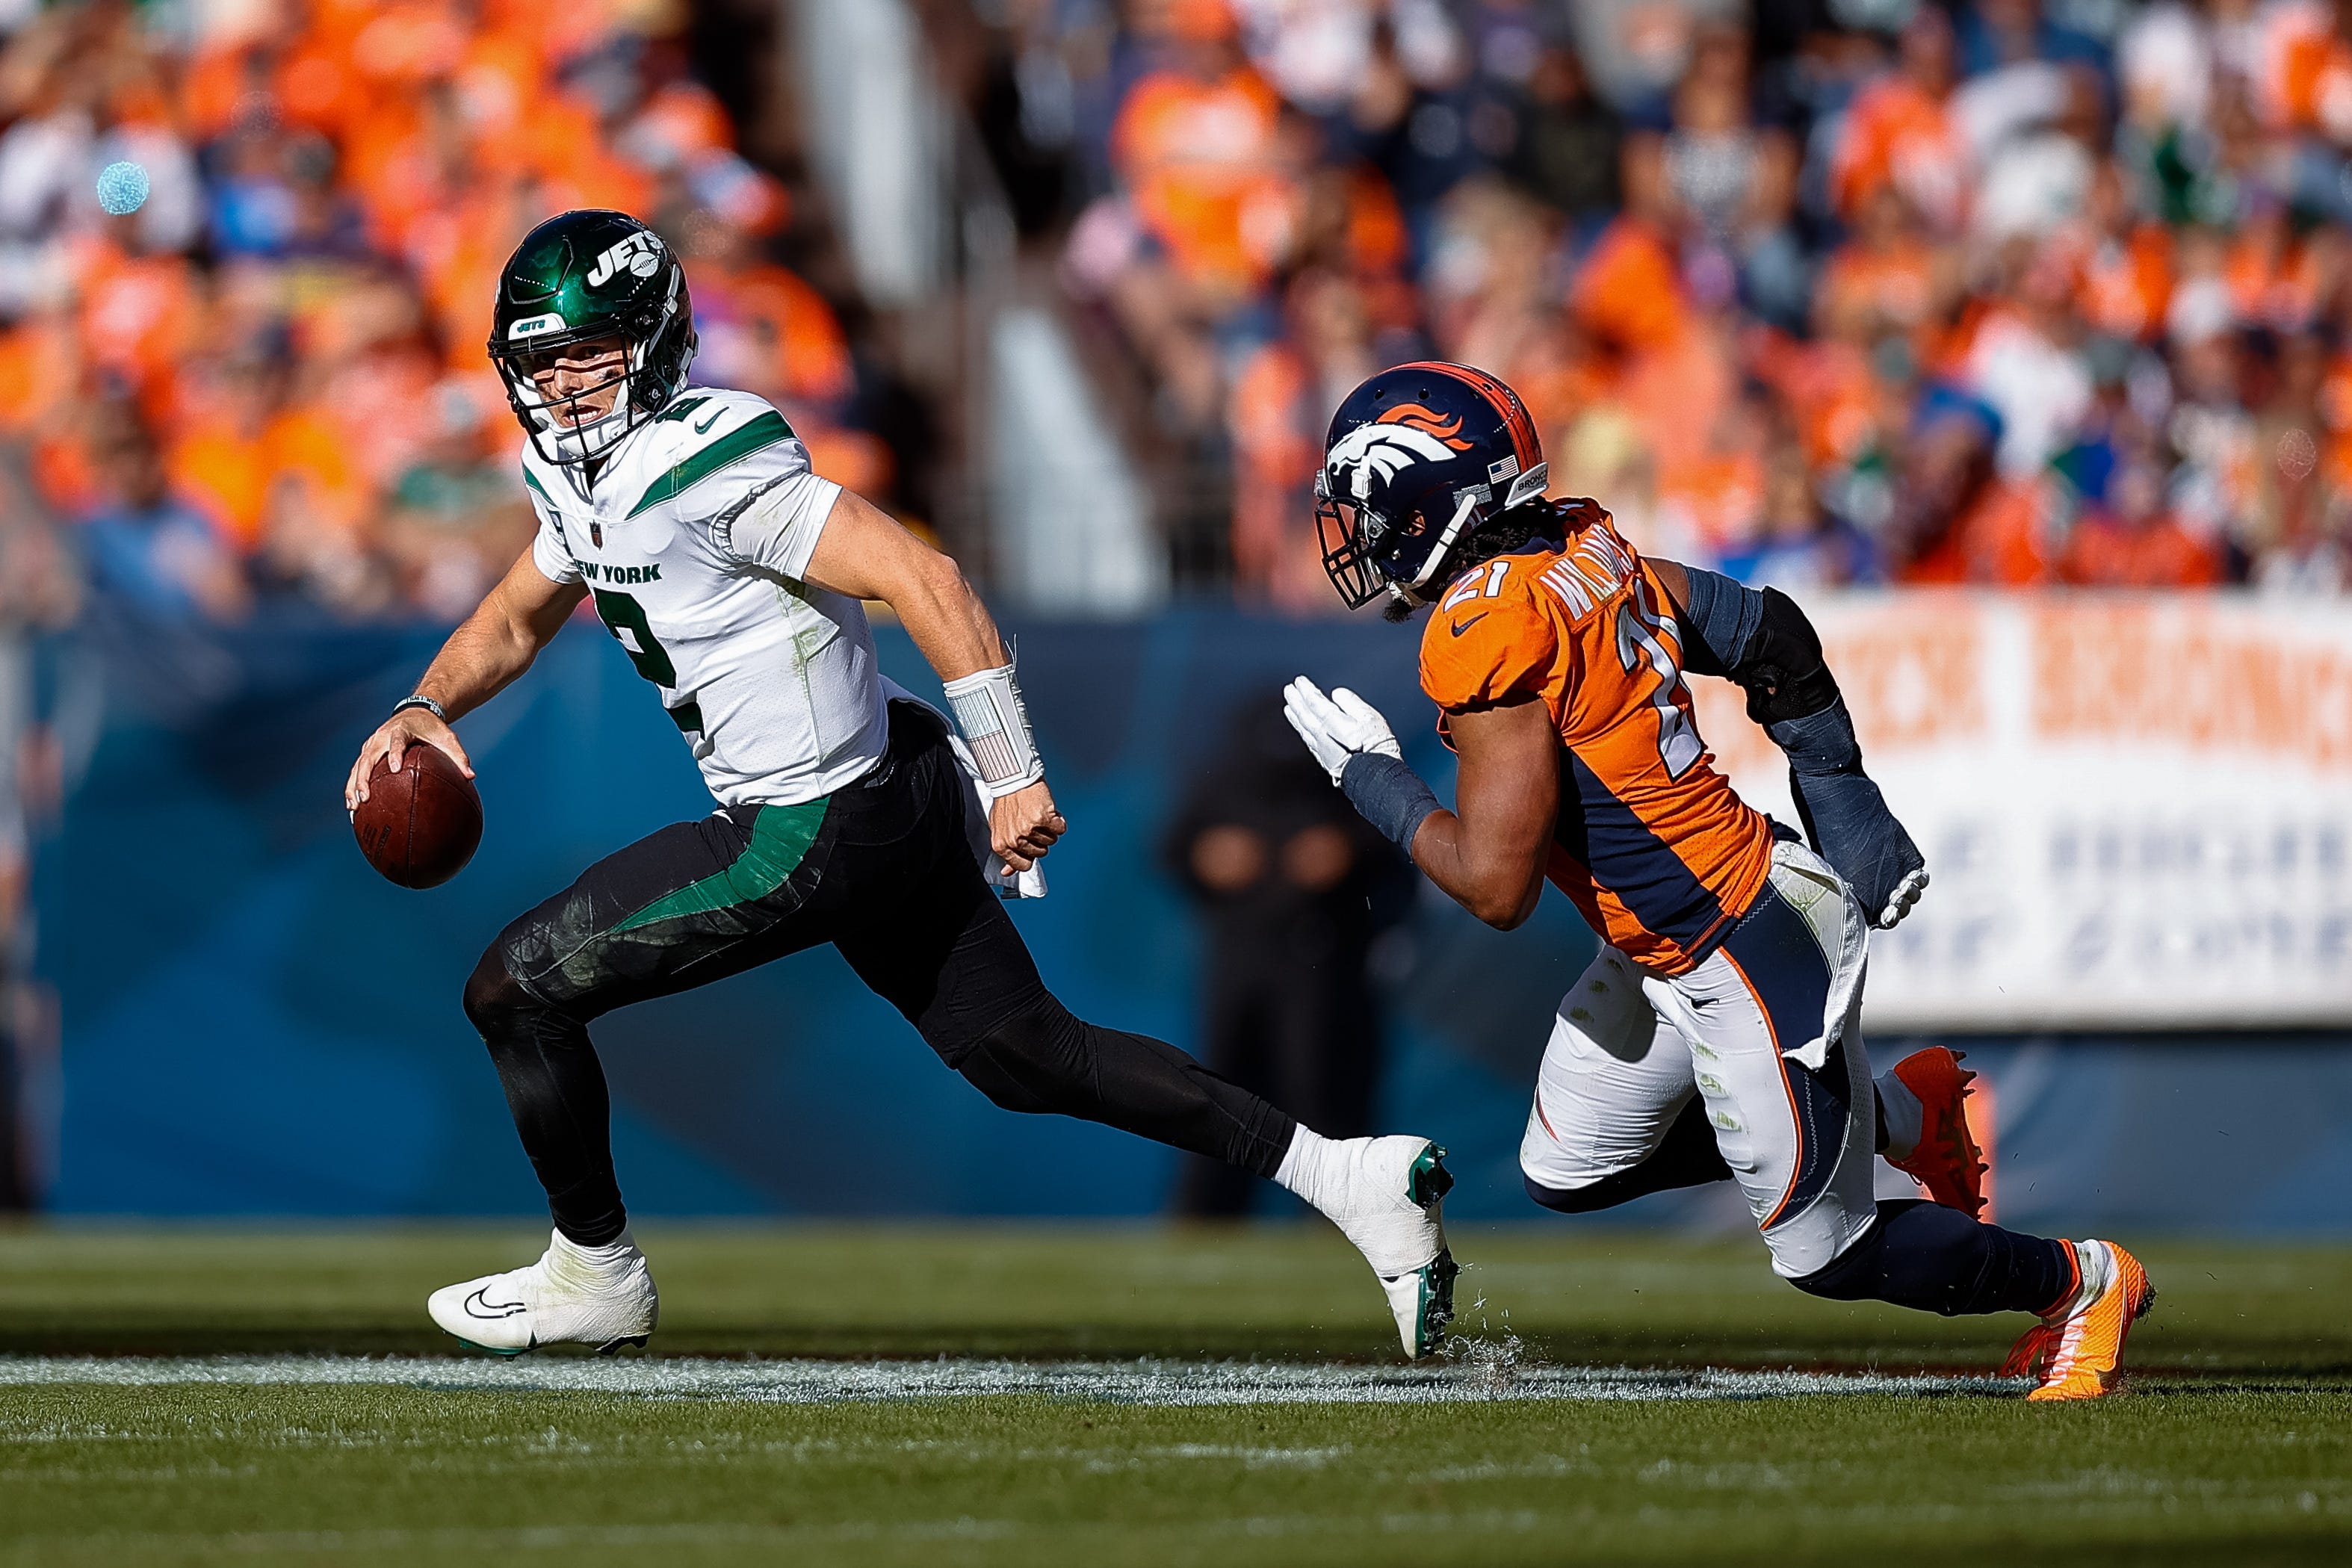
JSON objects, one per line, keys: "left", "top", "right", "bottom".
{"left": 1688, "top": 593, "right": 2352, "bottom": 1031}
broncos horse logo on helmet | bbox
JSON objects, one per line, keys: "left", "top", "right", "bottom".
{"left": 1316, "top": 362, "right": 1553, "bottom": 616}
{"left": 1325, "top": 404, "right": 1473, "bottom": 501}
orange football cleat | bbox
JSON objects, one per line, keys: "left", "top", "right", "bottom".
{"left": 1885, "top": 1047, "right": 1989, "bottom": 1218}
{"left": 2004, "top": 1240, "right": 2156, "bottom": 1401}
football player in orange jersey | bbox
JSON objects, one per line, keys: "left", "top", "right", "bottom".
{"left": 1282, "top": 363, "right": 2152, "bottom": 1399}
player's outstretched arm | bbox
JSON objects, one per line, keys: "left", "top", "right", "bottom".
{"left": 1650, "top": 558, "right": 1928, "bottom": 929}
{"left": 798, "top": 489, "right": 1064, "bottom": 874}
{"left": 1282, "top": 679, "right": 1558, "bottom": 929}
{"left": 344, "top": 548, "right": 587, "bottom": 810}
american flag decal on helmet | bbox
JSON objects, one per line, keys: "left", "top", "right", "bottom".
{"left": 1488, "top": 455, "right": 1520, "bottom": 484}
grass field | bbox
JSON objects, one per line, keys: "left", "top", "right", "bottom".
{"left": 3, "top": 1223, "right": 2348, "bottom": 1566}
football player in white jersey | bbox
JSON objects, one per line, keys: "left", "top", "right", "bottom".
{"left": 344, "top": 210, "right": 1457, "bottom": 1360}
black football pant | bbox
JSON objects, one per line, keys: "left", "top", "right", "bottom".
{"left": 463, "top": 701, "right": 1297, "bottom": 1246}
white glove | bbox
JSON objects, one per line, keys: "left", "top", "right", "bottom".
{"left": 1282, "top": 677, "right": 1402, "bottom": 787}
{"left": 1875, "top": 865, "right": 1929, "bottom": 931}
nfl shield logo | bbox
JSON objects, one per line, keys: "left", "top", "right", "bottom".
{"left": 590, "top": 522, "right": 602, "bottom": 548}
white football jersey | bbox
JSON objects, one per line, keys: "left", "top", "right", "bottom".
{"left": 522, "top": 386, "right": 889, "bottom": 808}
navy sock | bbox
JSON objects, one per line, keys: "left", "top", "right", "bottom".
{"left": 1792, "top": 1200, "right": 2073, "bottom": 1317}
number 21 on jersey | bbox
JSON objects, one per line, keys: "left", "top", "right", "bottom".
{"left": 1440, "top": 560, "right": 1511, "bottom": 611}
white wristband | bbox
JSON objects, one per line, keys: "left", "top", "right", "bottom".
{"left": 942, "top": 661, "right": 1044, "bottom": 796}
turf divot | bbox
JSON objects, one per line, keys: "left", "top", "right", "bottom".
{"left": 0, "top": 1354, "right": 2021, "bottom": 1404}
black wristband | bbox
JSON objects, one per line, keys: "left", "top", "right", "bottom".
{"left": 393, "top": 695, "right": 448, "bottom": 723}
{"left": 1763, "top": 695, "right": 1864, "bottom": 776}
{"left": 1340, "top": 752, "right": 1442, "bottom": 851}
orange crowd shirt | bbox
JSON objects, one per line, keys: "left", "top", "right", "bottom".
{"left": 2073, "top": 223, "right": 2173, "bottom": 342}
{"left": 1570, "top": 215, "right": 1687, "bottom": 354}
{"left": 1828, "top": 76, "right": 1968, "bottom": 231}
{"left": 2061, "top": 513, "right": 2221, "bottom": 588}
{"left": 1110, "top": 66, "right": 1286, "bottom": 292}
{"left": 1419, "top": 502, "right": 1776, "bottom": 974}
{"left": 1816, "top": 234, "right": 1941, "bottom": 336}
{"left": 1899, "top": 477, "right": 2058, "bottom": 586}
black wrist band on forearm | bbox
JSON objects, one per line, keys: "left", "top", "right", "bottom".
{"left": 1340, "top": 752, "right": 1442, "bottom": 851}
{"left": 1763, "top": 695, "right": 1863, "bottom": 776}
{"left": 393, "top": 695, "right": 448, "bottom": 722}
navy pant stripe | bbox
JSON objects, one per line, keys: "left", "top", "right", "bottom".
{"left": 1721, "top": 887, "right": 1850, "bottom": 1229}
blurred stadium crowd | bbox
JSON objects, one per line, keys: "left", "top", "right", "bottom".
{"left": 0, "top": 0, "right": 895, "bottom": 627}
{"left": 974, "top": 0, "right": 2352, "bottom": 606}
{"left": 8, "top": 0, "right": 2352, "bottom": 627}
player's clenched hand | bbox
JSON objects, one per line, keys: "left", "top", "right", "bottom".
{"left": 346, "top": 710, "right": 473, "bottom": 812}
{"left": 1875, "top": 865, "right": 1929, "bottom": 931}
{"left": 1786, "top": 766, "right": 1928, "bottom": 930}
{"left": 988, "top": 778, "right": 1066, "bottom": 874}
{"left": 1282, "top": 678, "right": 1402, "bottom": 785}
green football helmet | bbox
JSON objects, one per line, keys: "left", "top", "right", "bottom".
{"left": 486, "top": 209, "right": 698, "bottom": 466}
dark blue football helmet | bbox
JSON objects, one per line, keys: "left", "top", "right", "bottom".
{"left": 1316, "top": 361, "right": 1552, "bottom": 615}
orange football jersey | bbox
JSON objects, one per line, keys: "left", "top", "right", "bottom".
{"left": 1419, "top": 503, "right": 1775, "bottom": 974}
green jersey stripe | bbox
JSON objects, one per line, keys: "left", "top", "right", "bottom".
{"left": 610, "top": 797, "right": 829, "bottom": 933}
{"left": 522, "top": 467, "right": 551, "bottom": 505}
{"left": 628, "top": 409, "right": 797, "bottom": 519}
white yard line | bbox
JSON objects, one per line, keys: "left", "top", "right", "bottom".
{"left": 0, "top": 1355, "right": 2018, "bottom": 1404}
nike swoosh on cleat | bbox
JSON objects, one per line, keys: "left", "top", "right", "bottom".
{"left": 464, "top": 1287, "right": 527, "bottom": 1320}
{"left": 1449, "top": 613, "right": 1489, "bottom": 638}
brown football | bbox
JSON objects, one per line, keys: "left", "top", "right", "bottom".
{"left": 353, "top": 743, "right": 483, "bottom": 889}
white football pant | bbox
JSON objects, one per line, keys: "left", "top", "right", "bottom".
{"left": 1519, "top": 839, "right": 1880, "bottom": 1279}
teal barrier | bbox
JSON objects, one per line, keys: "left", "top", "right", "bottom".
{"left": 39, "top": 610, "right": 2352, "bottom": 1231}
{"left": 44, "top": 612, "right": 1588, "bottom": 1220}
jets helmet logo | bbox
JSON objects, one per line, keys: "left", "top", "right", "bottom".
{"left": 587, "top": 231, "right": 665, "bottom": 289}
{"left": 1325, "top": 404, "right": 1476, "bottom": 503}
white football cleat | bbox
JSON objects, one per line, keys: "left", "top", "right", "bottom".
{"left": 1311, "top": 1135, "right": 1458, "bottom": 1360}
{"left": 427, "top": 1228, "right": 657, "bottom": 1355}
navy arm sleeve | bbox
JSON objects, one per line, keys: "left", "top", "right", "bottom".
{"left": 1672, "top": 568, "right": 1925, "bottom": 923}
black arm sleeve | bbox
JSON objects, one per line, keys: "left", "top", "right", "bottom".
{"left": 1673, "top": 568, "right": 1840, "bottom": 725}
{"left": 1678, "top": 571, "right": 1923, "bottom": 917}
{"left": 1674, "top": 565, "right": 1761, "bottom": 679}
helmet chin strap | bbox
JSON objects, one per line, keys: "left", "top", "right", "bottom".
{"left": 1384, "top": 490, "right": 1484, "bottom": 616}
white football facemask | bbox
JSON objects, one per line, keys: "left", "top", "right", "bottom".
{"left": 505, "top": 341, "right": 651, "bottom": 465}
